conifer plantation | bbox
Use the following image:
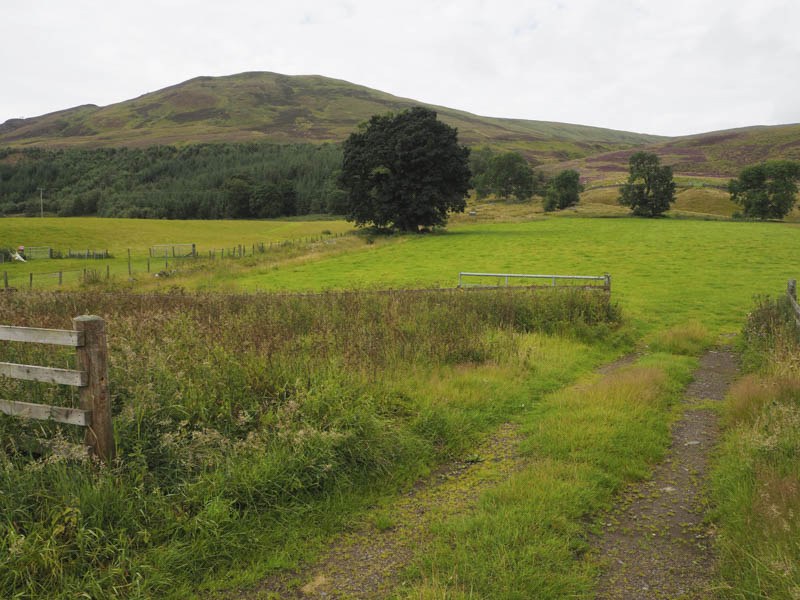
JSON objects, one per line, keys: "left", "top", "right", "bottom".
{"left": 0, "top": 143, "right": 344, "bottom": 219}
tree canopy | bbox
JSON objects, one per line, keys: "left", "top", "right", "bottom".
{"left": 617, "top": 151, "right": 676, "bottom": 217}
{"left": 543, "top": 169, "right": 583, "bottom": 211}
{"left": 0, "top": 143, "right": 343, "bottom": 219}
{"left": 480, "top": 152, "right": 535, "bottom": 201}
{"left": 470, "top": 148, "right": 544, "bottom": 201}
{"left": 728, "top": 160, "right": 800, "bottom": 220}
{"left": 339, "top": 107, "right": 471, "bottom": 231}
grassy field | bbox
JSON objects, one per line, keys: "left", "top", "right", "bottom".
{"left": 0, "top": 216, "right": 353, "bottom": 289}
{"left": 221, "top": 218, "right": 800, "bottom": 333}
{"left": 5, "top": 216, "right": 799, "bottom": 333}
{"left": 2, "top": 213, "right": 799, "bottom": 598}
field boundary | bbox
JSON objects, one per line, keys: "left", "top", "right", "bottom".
{"left": 458, "top": 271, "right": 610, "bottom": 291}
{"left": 50, "top": 280, "right": 612, "bottom": 304}
{"left": 0, "top": 316, "right": 114, "bottom": 461}
{"left": 787, "top": 279, "right": 800, "bottom": 325}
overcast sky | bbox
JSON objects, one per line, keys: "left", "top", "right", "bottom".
{"left": 2, "top": 0, "right": 798, "bottom": 137}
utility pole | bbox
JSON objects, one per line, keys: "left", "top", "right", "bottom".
{"left": 38, "top": 187, "right": 45, "bottom": 218}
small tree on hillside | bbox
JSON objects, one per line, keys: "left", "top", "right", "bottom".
{"left": 543, "top": 169, "right": 584, "bottom": 211}
{"left": 481, "top": 152, "right": 536, "bottom": 202}
{"left": 617, "top": 151, "right": 676, "bottom": 217}
{"left": 339, "top": 107, "right": 471, "bottom": 231}
{"left": 728, "top": 160, "right": 800, "bottom": 220}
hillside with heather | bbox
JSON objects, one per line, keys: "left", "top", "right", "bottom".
{"left": 547, "top": 123, "right": 800, "bottom": 182}
{"left": 0, "top": 71, "right": 663, "bottom": 163}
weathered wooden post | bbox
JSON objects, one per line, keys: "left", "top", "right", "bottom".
{"left": 29, "top": 273, "right": 33, "bottom": 289}
{"left": 788, "top": 279, "right": 797, "bottom": 301}
{"left": 147, "top": 258, "right": 150, "bottom": 273}
{"left": 604, "top": 273, "right": 612, "bottom": 293}
{"left": 58, "top": 271, "right": 63, "bottom": 285}
{"left": 73, "top": 316, "right": 114, "bottom": 462}
{"left": 106, "top": 265, "right": 110, "bottom": 280}
{"left": 3, "top": 272, "right": 7, "bottom": 289}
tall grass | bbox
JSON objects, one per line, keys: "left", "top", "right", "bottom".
{"left": 648, "top": 320, "right": 713, "bottom": 355}
{"left": 712, "top": 295, "right": 800, "bottom": 598}
{"left": 0, "top": 288, "right": 621, "bottom": 599}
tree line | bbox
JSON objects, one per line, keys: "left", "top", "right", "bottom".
{"left": 0, "top": 143, "right": 346, "bottom": 219}
{"left": 614, "top": 151, "right": 800, "bottom": 219}
{"left": 2, "top": 112, "right": 796, "bottom": 224}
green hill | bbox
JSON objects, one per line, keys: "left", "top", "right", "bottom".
{"left": 548, "top": 123, "right": 800, "bottom": 182}
{"left": 0, "top": 71, "right": 663, "bottom": 163}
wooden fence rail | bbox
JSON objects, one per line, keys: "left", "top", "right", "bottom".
{"left": 0, "top": 316, "right": 114, "bottom": 461}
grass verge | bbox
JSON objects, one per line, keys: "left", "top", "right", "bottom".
{"left": 711, "top": 296, "right": 800, "bottom": 598}
{"left": 0, "top": 288, "right": 624, "bottom": 599}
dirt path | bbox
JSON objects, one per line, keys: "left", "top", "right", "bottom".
{"left": 214, "top": 354, "right": 640, "bottom": 600}
{"left": 223, "top": 423, "right": 527, "bottom": 599}
{"left": 592, "top": 346, "right": 739, "bottom": 599}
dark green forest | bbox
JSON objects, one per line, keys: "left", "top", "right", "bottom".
{"left": 0, "top": 143, "right": 346, "bottom": 219}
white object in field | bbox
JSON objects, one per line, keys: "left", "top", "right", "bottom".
{"left": 11, "top": 252, "right": 26, "bottom": 262}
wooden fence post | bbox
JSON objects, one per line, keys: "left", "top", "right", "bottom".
{"left": 788, "top": 279, "right": 797, "bottom": 300}
{"left": 604, "top": 273, "right": 612, "bottom": 292}
{"left": 3, "top": 271, "right": 7, "bottom": 289}
{"left": 73, "top": 316, "right": 114, "bottom": 462}
{"left": 29, "top": 272, "right": 33, "bottom": 289}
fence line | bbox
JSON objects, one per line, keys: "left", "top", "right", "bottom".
{"left": 3, "top": 231, "right": 351, "bottom": 291}
{"left": 0, "top": 316, "right": 114, "bottom": 462}
{"left": 787, "top": 279, "right": 800, "bottom": 326}
{"left": 458, "top": 272, "right": 611, "bottom": 291}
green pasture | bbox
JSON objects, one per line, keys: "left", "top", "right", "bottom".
{"left": 229, "top": 218, "right": 800, "bottom": 333}
{"left": 0, "top": 216, "right": 352, "bottom": 289}
{"left": 0, "top": 216, "right": 350, "bottom": 252}
{"left": 4, "top": 216, "right": 798, "bottom": 335}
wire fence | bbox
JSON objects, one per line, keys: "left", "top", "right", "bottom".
{"left": 1, "top": 231, "right": 351, "bottom": 291}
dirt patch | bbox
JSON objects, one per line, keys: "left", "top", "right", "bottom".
{"left": 217, "top": 423, "right": 527, "bottom": 599}
{"left": 592, "top": 347, "right": 739, "bottom": 599}
{"left": 216, "top": 354, "right": 640, "bottom": 599}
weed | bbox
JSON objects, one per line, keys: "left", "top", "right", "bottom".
{"left": 0, "top": 288, "right": 620, "bottom": 598}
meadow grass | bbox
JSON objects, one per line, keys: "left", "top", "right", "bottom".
{"left": 0, "top": 288, "right": 623, "bottom": 599}
{"left": 711, "top": 296, "right": 800, "bottom": 598}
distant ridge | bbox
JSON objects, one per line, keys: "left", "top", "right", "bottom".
{"left": 0, "top": 71, "right": 664, "bottom": 163}
{"left": 549, "top": 123, "right": 800, "bottom": 179}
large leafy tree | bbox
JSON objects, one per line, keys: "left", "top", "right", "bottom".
{"left": 617, "top": 151, "right": 676, "bottom": 217}
{"left": 728, "top": 160, "right": 800, "bottom": 220}
{"left": 339, "top": 107, "right": 471, "bottom": 231}
{"left": 543, "top": 169, "right": 584, "bottom": 211}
